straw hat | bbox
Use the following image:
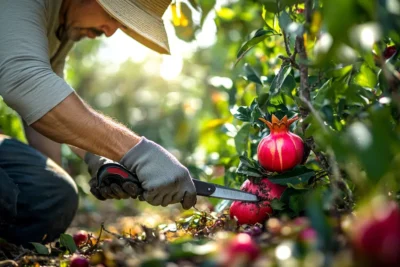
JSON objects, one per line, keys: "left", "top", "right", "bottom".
{"left": 96, "top": 0, "right": 172, "bottom": 54}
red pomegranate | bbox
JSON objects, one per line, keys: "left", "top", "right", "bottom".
{"left": 73, "top": 230, "right": 88, "bottom": 247}
{"left": 230, "top": 178, "right": 286, "bottom": 225}
{"left": 352, "top": 200, "right": 400, "bottom": 265}
{"left": 257, "top": 115, "right": 304, "bottom": 173}
{"left": 70, "top": 254, "right": 89, "bottom": 267}
{"left": 226, "top": 233, "right": 260, "bottom": 260}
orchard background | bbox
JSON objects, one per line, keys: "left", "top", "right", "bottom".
{"left": 0, "top": 0, "right": 400, "bottom": 266}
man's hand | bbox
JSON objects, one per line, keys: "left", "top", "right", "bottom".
{"left": 84, "top": 153, "right": 140, "bottom": 200}
{"left": 120, "top": 137, "right": 197, "bottom": 209}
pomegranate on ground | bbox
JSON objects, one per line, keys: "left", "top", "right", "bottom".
{"left": 70, "top": 254, "right": 89, "bottom": 267}
{"left": 230, "top": 178, "right": 286, "bottom": 225}
{"left": 220, "top": 233, "right": 260, "bottom": 266}
{"left": 73, "top": 230, "right": 88, "bottom": 247}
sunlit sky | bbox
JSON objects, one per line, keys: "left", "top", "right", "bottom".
{"left": 96, "top": 1, "right": 224, "bottom": 81}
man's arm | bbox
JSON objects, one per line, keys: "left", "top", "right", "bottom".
{"left": 32, "top": 92, "right": 140, "bottom": 161}
{"left": 23, "top": 122, "right": 62, "bottom": 165}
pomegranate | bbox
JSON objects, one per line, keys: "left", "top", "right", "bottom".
{"left": 73, "top": 230, "right": 88, "bottom": 247}
{"left": 257, "top": 115, "right": 304, "bottom": 173}
{"left": 70, "top": 254, "right": 89, "bottom": 267}
{"left": 221, "top": 233, "right": 260, "bottom": 266}
{"left": 230, "top": 178, "right": 286, "bottom": 225}
{"left": 298, "top": 227, "right": 317, "bottom": 243}
{"left": 383, "top": 45, "right": 397, "bottom": 59}
{"left": 351, "top": 200, "right": 400, "bottom": 265}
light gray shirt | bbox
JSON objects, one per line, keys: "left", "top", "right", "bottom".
{"left": 0, "top": 0, "right": 75, "bottom": 125}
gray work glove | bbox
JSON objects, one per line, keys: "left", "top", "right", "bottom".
{"left": 84, "top": 153, "right": 140, "bottom": 200}
{"left": 120, "top": 137, "right": 197, "bottom": 209}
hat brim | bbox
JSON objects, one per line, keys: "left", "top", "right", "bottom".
{"left": 96, "top": 0, "right": 170, "bottom": 55}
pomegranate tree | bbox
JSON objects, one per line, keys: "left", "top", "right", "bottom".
{"left": 230, "top": 178, "right": 286, "bottom": 225}
{"left": 257, "top": 115, "right": 304, "bottom": 173}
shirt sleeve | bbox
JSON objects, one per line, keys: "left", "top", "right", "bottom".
{"left": 0, "top": 0, "right": 75, "bottom": 125}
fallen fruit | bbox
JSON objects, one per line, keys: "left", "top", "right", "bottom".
{"left": 73, "top": 230, "right": 88, "bottom": 247}
{"left": 230, "top": 178, "right": 286, "bottom": 225}
{"left": 257, "top": 115, "right": 304, "bottom": 173}
{"left": 221, "top": 233, "right": 260, "bottom": 266}
{"left": 351, "top": 200, "right": 400, "bottom": 266}
{"left": 70, "top": 254, "right": 89, "bottom": 267}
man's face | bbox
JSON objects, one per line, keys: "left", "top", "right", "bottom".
{"left": 63, "top": 0, "right": 121, "bottom": 41}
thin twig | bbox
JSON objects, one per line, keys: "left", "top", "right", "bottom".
{"left": 280, "top": 29, "right": 300, "bottom": 69}
{"left": 0, "top": 260, "right": 18, "bottom": 267}
{"left": 296, "top": 36, "right": 311, "bottom": 117}
{"left": 83, "top": 223, "right": 104, "bottom": 255}
{"left": 295, "top": 0, "right": 312, "bottom": 116}
{"left": 13, "top": 250, "right": 30, "bottom": 261}
{"left": 282, "top": 30, "right": 292, "bottom": 57}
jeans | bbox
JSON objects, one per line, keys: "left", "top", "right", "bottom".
{"left": 0, "top": 136, "right": 78, "bottom": 246}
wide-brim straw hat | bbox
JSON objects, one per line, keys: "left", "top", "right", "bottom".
{"left": 96, "top": 0, "right": 171, "bottom": 54}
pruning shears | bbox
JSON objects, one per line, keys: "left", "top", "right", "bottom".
{"left": 96, "top": 163, "right": 259, "bottom": 202}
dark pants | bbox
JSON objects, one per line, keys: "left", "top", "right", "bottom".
{"left": 0, "top": 137, "right": 78, "bottom": 246}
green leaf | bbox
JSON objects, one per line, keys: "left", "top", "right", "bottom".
{"left": 237, "top": 155, "right": 263, "bottom": 178}
{"left": 60, "top": 234, "right": 77, "bottom": 253}
{"left": 269, "top": 166, "right": 317, "bottom": 186}
{"left": 30, "top": 242, "right": 50, "bottom": 255}
{"left": 354, "top": 63, "right": 377, "bottom": 89}
{"left": 281, "top": 75, "right": 296, "bottom": 95}
{"left": 306, "top": 189, "right": 333, "bottom": 251}
{"left": 257, "top": 93, "right": 270, "bottom": 109}
{"left": 234, "top": 123, "right": 251, "bottom": 155}
{"left": 235, "top": 29, "right": 276, "bottom": 66}
{"left": 236, "top": 168, "right": 263, "bottom": 177}
{"left": 198, "top": 0, "right": 217, "bottom": 26}
{"left": 250, "top": 106, "right": 264, "bottom": 126}
{"left": 269, "top": 65, "right": 292, "bottom": 95}
{"left": 279, "top": 11, "right": 292, "bottom": 31}
{"left": 314, "top": 79, "right": 333, "bottom": 107}
{"left": 280, "top": 188, "right": 309, "bottom": 215}
{"left": 238, "top": 155, "right": 257, "bottom": 168}
{"left": 288, "top": 193, "right": 307, "bottom": 215}
{"left": 270, "top": 199, "right": 286, "bottom": 210}
{"left": 241, "top": 64, "right": 262, "bottom": 85}
{"left": 233, "top": 106, "right": 252, "bottom": 122}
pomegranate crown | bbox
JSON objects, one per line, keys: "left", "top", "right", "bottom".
{"left": 259, "top": 114, "right": 298, "bottom": 132}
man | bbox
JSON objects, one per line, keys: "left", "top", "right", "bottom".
{"left": 0, "top": 0, "right": 197, "bottom": 246}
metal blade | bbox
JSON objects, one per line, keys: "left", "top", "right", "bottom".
{"left": 210, "top": 185, "right": 259, "bottom": 202}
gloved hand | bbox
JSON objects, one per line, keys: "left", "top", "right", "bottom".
{"left": 120, "top": 137, "right": 197, "bottom": 209}
{"left": 84, "top": 153, "right": 141, "bottom": 200}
